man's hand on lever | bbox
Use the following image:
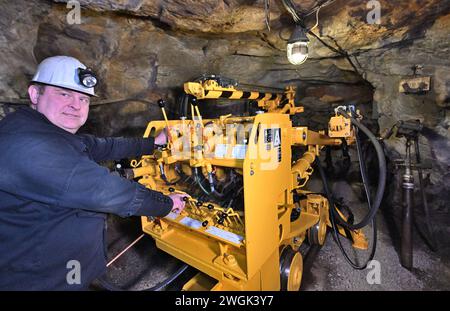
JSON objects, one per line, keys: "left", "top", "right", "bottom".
{"left": 168, "top": 193, "right": 189, "bottom": 214}
{"left": 155, "top": 127, "right": 168, "bottom": 146}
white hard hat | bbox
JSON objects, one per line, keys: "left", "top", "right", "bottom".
{"left": 31, "top": 56, "right": 98, "bottom": 97}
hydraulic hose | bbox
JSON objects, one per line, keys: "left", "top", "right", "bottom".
{"left": 159, "top": 163, "right": 177, "bottom": 185}
{"left": 316, "top": 158, "right": 374, "bottom": 269}
{"left": 354, "top": 116, "right": 373, "bottom": 221}
{"left": 315, "top": 123, "right": 377, "bottom": 269}
{"left": 334, "top": 109, "right": 387, "bottom": 230}
{"left": 194, "top": 167, "right": 211, "bottom": 196}
{"left": 351, "top": 123, "right": 377, "bottom": 268}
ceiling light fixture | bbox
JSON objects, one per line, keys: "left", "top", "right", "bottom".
{"left": 287, "top": 25, "right": 310, "bottom": 65}
{"left": 281, "top": 0, "right": 332, "bottom": 66}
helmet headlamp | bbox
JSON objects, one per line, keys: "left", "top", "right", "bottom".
{"left": 78, "top": 68, "right": 98, "bottom": 88}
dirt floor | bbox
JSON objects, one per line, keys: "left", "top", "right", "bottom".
{"left": 96, "top": 203, "right": 450, "bottom": 292}
{"left": 300, "top": 214, "right": 450, "bottom": 291}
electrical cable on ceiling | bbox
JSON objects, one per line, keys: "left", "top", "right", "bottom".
{"left": 304, "top": 0, "right": 336, "bottom": 17}
{"left": 309, "top": 4, "right": 322, "bottom": 31}
{"left": 265, "top": 0, "right": 271, "bottom": 31}
{"left": 281, "top": 0, "right": 303, "bottom": 25}
{"left": 281, "top": 0, "right": 336, "bottom": 29}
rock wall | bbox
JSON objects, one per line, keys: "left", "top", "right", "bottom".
{"left": 0, "top": 0, "right": 448, "bottom": 219}
{"left": 1, "top": 0, "right": 376, "bottom": 135}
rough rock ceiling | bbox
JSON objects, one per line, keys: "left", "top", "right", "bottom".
{"left": 52, "top": 0, "right": 449, "bottom": 52}
{"left": 1, "top": 1, "right": 449, "bottom": 120}
{"left": 26, "top": 0, "right": 448, "bottom": 108}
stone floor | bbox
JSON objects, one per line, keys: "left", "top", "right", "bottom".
{"left": 301, "top": 214, "right": 450, "bottom": 291}
{"left": 100, "top": 193, "right": 450, "bottom": 291}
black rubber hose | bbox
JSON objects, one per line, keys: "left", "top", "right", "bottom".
{"left": 177, "top": 93, "right": 189, "bottom": 119}
{"left": 353, "top": 116, "right": 373, "bottom": 220}
{"left": 159, "top": 164, "right": 177, "bottom": 186}
{"left": 316, "top": 157, "right": 377, "bottom": 270}
{"left": 314, "top": 109, "right": 378, "bottom": 269}
{"left": 194, "top": 167, "right": 211, "bottom": 196}
{"left": 334, "top": 109, "right": 386, "bottom": 230}
{"left": 353, "top": 124, "right": 377, "bottom": 267}
{"left": 414, "top": 138, "right": 437, "bottom": 251}
{"left": 97, "top": 264, "right": 189, "bottom": 291}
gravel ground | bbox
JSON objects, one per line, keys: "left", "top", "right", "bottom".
{"left": 99, "top": 183, "right": 450, "bottom": 291}
{"left": 300, "top": 180, "right": 450, "bottom": 291}
{"left": 301, "top": 213, "right": 450, "bottom": 291}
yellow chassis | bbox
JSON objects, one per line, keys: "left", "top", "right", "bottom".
{"left": 133, "top": 80, "right": 367, "bottom": 290}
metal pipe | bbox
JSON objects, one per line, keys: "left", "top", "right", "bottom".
{"left": 291, "top": 151, "right": 316, "bottom": 179}
{"left": 107, "top": 234, "right": 145, "bottom": 267}
{"left": 401, "top": 143, "right": 414, "bottom": 270}
{"left": 306, "top": 130, "right": 341, "bottom": 146}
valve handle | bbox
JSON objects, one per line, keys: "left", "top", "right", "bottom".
{"left": 158, "top": 99, "right": 165, "bottom": 108}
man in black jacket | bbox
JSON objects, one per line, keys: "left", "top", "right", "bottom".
{"left": 0, "top": 56, "right": 186, "bottom": 290}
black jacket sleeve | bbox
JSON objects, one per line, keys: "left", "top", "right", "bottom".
{"left": 78, "top": 134, "right": 155, "bottom": 162}
{"left": 62, "top": 159, "right": 173, "bottom": 217}
{"left": 0, "top": 135, "right": 172, "bottom": 217}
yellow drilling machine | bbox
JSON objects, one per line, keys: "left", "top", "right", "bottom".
{"left": 127, "top": 76, "right": 380, "bottom": 291}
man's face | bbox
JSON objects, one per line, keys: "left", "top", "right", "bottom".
{"left": 28, "top": 85, "right": 90, "bottom": 134}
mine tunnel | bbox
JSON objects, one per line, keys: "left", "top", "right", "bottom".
{"left": 0, "top": 0, "right": 449, "bottom": 292}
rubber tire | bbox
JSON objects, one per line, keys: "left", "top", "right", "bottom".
{"left": 279, "top": 246, "right": 303, "bottom": 291}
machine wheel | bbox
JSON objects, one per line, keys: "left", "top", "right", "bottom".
{"left": 308, "top": 201, "right": 328, "bottom": 246}
{"left": 307, "top": 220, "right": 327, "bottom": 246}
{"left": 279, "top": 245, "right": 303, "bottom": 291}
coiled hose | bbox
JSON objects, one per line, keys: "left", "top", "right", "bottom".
{"left": 332, "top": 109, "right": 387, "bottom": 230}
{"left": 315, "top": 108, "right": 385, "bottom": 269}
{"left": 316, "top": 121, "right": 377, "bottom": 269}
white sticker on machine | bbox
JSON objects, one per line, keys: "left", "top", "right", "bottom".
{"left": 180, "top": 217, "right": 202, "bottom": 229}
{"left": 206, "top": 226, "right": 244, "bottom": 245}
{"left": 214, "top": 144, "right": 228, "bottom": 158}
{"left": 165, "top": 212, "right": 179, "bottom": 220}
{"left": 231, "top": 144, "right": 247, "bottom": 159}
{"left": 273, "top": 128, "right": 281, "bottom": 147}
